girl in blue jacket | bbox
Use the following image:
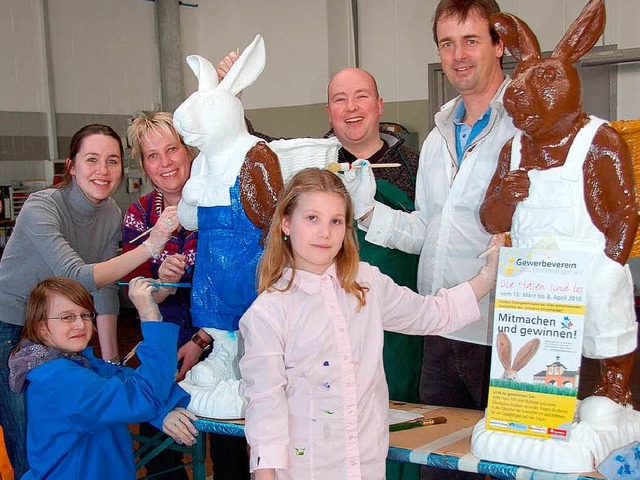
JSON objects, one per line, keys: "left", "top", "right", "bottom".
{"left": 8, "top": 276, "right": 196, "bottom": 480}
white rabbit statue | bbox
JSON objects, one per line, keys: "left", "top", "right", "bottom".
{"left": 174, "top": 34, "right": 340, "bottom": 418}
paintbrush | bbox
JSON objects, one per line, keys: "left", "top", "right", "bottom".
{"left": 129, "top": 222, "right": 185, "bottom": 244}
{"left": 128, "top": 227, "right": 153, "bottom": 244}
{"left": 477, "top": 233, "right": 512, "bottom": 258}
{"left": 326, "top": 162, "right": 401, "bottom": 173}
{"left": 121, "top": 341, "right": 142, "bottom": 366}
{"left": 477, "top": 244, "right": 499, "bottom": 259}
{"left": 389, "top": 416, "right": 447, "bottom": 432}
{"left": 117, "top": 281, "right": 191, "bottom": 288}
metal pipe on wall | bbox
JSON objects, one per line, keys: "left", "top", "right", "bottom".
{"left": 38, "top": 0, "right": 59, "bottom": 184}
{"left": 155, "top": 0, "right": 186, "bottom": 113}
{"left": 351, "top": 0, "right": 359, "bottom": 67}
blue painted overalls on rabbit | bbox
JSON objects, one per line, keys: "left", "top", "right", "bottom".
{"left": 190, "top": 177, "right": 262, "bottom": 331}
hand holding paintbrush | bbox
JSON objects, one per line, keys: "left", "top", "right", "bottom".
{"left": 477, "top": 232, "right": 511, "bottom": 258}
{"left": 336, "top": 159, "right": 378, "bottom": 220}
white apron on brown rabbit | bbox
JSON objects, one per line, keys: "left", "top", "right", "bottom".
{"left": 479, "top": 0, "right": 638, "bottom": 408}
{"left": 473, "top": 0, "right": 640, "bottom": 473}
{"left": 509, "top": 116, "right": 637, "bottom": 359}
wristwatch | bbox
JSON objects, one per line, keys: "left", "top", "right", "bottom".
{"left": 191, "top": 331, "right": 212, "bottom": 351}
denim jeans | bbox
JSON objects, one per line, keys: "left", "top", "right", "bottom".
{"left": 0, "top": 321, "right": 28, "bottom": 478}
{"left": 419, "top": 335, "right": 491, "bottom": 410}
{"left": 209, "top": 434, "right": 250, "bottom": 480}
{"left": 419, "top": 335, "right": 491, "bottom": 480}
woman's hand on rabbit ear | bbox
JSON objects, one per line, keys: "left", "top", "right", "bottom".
{"left": 217, "top": 51, "right": 239, "bottom": 82}
{"left": 500, "top": 168, "right": 530, "bottom": 205}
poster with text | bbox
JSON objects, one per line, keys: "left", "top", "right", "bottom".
{"left": 486, "top": 247, "right": 589, "bottom": 440}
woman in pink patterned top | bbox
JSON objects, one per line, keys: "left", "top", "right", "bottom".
{"left": 123, "top": 112, "right": 251, "bottom": 480}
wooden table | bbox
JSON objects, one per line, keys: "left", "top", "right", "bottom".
{"left": 178, "top": 403, "right": 605, "bottom": 480}
{"left": 386, "top": 403, "right": 603, "bottom": 479}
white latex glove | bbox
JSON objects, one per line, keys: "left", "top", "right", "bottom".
{"left": 480, "top": 233, "right": 507, "bottom": 282}
{"left": 128, "top": 277, "right": 162, "bottom": 322}
{"left": 143, "top": 206, "right": 179, "bottom": 256}
{"left": 340, "top": 159, "right": 376, "bottom": 220}
{"left": 162, "top": 407, "right": 198, "bottom": 446}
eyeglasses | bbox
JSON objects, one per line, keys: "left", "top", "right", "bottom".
{"left": 47, "top": 312, "right": 96, "bottom": 323}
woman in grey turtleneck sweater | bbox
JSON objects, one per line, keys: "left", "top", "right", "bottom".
{"left": 0, "top": 124, "right": 179, "bottom": 478}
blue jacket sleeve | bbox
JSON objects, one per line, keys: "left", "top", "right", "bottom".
{"left": 148, "top": 384, "right": 191, "bottom": 431}
{"left": 44, "top": 322, "right": 180, "bottom": 431}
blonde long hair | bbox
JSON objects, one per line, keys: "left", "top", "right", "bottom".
{"left": 258, "top": 168, "right": 368, "bottom": 309}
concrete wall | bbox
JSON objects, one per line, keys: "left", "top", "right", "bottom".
{"left": 1, "top": 0, "right": 639, "bottom": 212}
{"left": 0, "top": 0, "right": 157, "bottom": 183}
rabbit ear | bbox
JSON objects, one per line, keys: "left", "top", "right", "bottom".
{"left": 512, "top": 338, "right": 540, "bottom": 371}
{"left": 491, "top": 12, "right": 541, "bottom": 62}
{"left": 186, "top": 55, "right": 219, "bottom": 91}
{"left": 218, "top": 34, "right": 266, "bottom": 97}
{"left": 496, "top": 332, "right": 513, "bottom": 369}
{"left": 551, "top": 0, "right": 605, "bottom": 63}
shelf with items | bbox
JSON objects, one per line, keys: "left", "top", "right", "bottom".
{"left": 12, "top": 190, "right": 29, "bottom": 218}
{"left": 10, "top": 180, "right": 47, "bottom": 219}
{"left": 52, "top": 161, "right": 67, "bottom": 186}
{"left": 0, "top": 185, "right": 12, "bottom": 221}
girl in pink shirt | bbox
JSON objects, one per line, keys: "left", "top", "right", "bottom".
{"left": 239, "top": 167, "right": 502, "bottom": 480}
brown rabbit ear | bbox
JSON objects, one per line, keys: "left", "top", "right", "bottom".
{"left": 496, "top": 332, "right": 513, "bottom": 370}
{"left": 512, "top": 338, "right": 541, "bottom": 371}
{"left": 491, "top": 12, "right": 541, "bottom": 62}
{"left": 552, "top": 0, "right": 605, "bottom": 63}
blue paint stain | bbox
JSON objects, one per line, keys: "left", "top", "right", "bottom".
{"left": 598, "top": 441, "right": 640, "bottom": 479}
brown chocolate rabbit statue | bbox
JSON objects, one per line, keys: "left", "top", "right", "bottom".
{"left": 480, "top": 0, "right": 638, "bottom": 408}
{"left": 472, "top": 0, "right": 640, "bottom": 472}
